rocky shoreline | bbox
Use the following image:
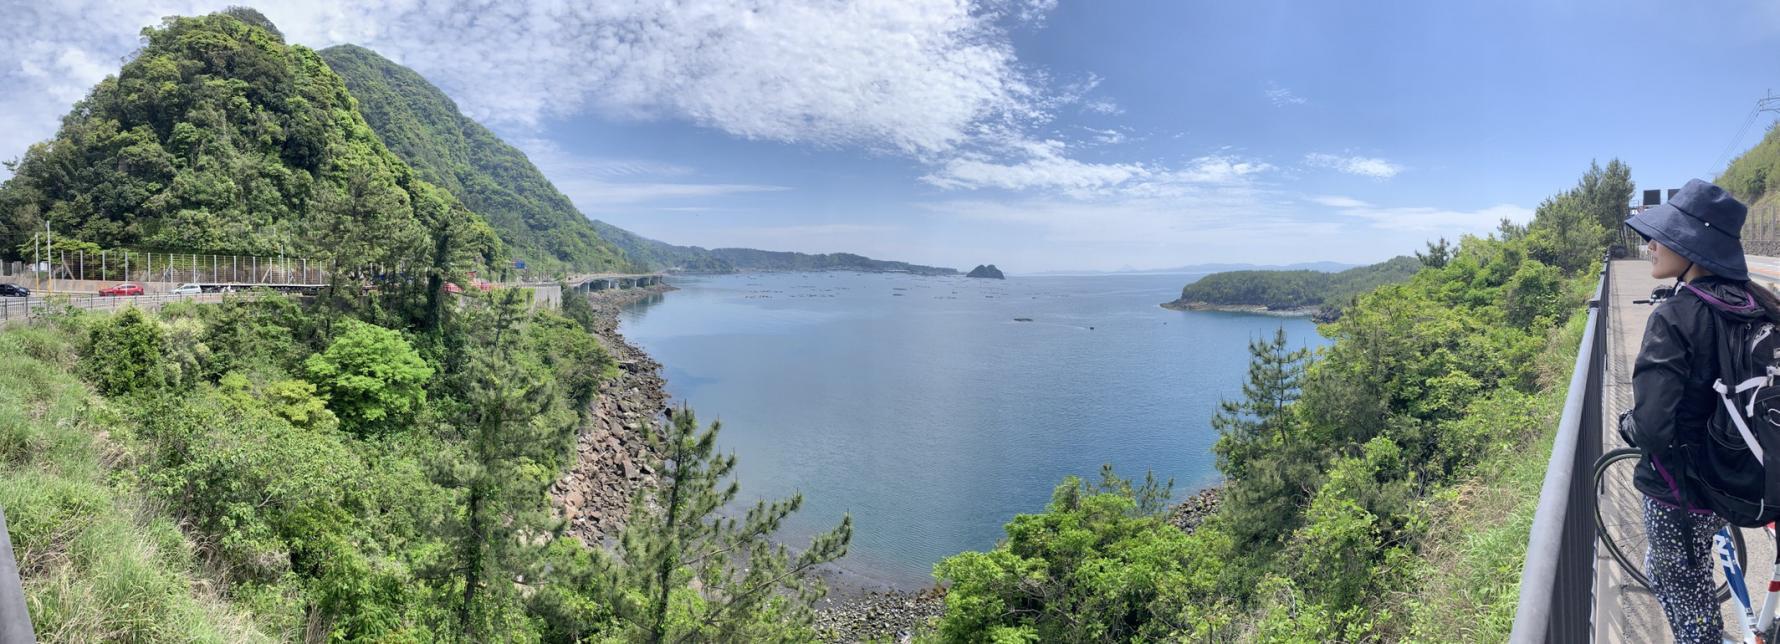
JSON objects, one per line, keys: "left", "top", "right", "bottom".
{"left": 1159, "top": 300, "right": 1318, "bottom": 317}
{"left": 815, "top": 587, "right": 947, "bottom": 643}
{"left": 1167, "top": 486, "right": 1221, "bottom": 534}
{"left": 551, "top": 284, "right": 675, "bottom": 543}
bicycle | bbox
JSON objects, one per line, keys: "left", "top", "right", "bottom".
{"left": 1595, "top": 446, "right": 1778, "bottom": 643}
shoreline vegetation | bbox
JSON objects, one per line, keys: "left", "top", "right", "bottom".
{"left": 1159, "top": 301, "right": 1321, "bottom": 317}
{"left": 1160, "top": 255, "right": 1422, "bottom": 321}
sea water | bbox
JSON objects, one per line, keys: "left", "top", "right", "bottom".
{"left": 619, "top": 271, "right": 1329, "bottom": 589}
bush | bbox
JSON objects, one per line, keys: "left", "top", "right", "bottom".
{"left": 80, "top": 307, "right": 165, "bottom": 396}
{"left": 933, "top": 469, "right": 1197, "bottom": 643}
{"left": 304, "top": 319, "right": 432, "bottom": 435}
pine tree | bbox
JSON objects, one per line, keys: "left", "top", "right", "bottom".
{"left": 1211, "top": 327, "right": 1310, "bottom": 482}
{"left": 445, "top": 288, "right": 574, "bottom": 638}
{"left": 599, "top": 407, "right": 852, "bottom": 643}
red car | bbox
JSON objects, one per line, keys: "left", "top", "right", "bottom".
{"left": 99, "top": 283, "right": 144, "bottom": 296}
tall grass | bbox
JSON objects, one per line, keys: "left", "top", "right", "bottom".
{"left": 0, "top": 325, "right": 266, "bottom": 642}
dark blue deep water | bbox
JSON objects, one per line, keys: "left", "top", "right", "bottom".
{"left": 618, "top": 272, "right": 1328, "bottom": 589}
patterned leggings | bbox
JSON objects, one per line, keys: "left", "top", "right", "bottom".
{"left": 1642, "top": 495, "right": 1727, "bottom": 644}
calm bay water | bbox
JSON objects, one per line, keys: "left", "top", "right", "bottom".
{"left": 618, "top": 271, "right": 1328, "bottom": 589}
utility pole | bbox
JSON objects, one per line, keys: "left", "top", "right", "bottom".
{"left": 43, "top": 222, "right": 51, "bottom": 295}
{"left": 1761, "top": 90, "right": 1780, "bottom": 116}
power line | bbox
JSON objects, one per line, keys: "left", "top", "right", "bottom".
{"left": 1712, "top": 91, "right": 1780, "bottom": 176}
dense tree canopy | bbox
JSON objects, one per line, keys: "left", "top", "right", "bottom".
{"left": 1168, "top": 255, "right": 1422, "bottom": 312}
{"left": 319, "top": 45, "right": 634, "bottom": 275}
{"left": 0, "top": 11, "right": 499, "bottom": 298}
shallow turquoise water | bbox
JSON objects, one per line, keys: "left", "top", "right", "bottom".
{"left": 619, "top": 271, "right": 1328, "bottom": 588}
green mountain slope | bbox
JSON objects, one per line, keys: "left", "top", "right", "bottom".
{"left": 1719, "top": 122, "right": 1780, "bottom": 204}
{"left": 318, "top": 45, "right": 633, "bottom": 274}
{"left": 0, "top": 9, "right": 497, "bottom": 282}
{"left": 1163, "top": 255, "right": 1422, "bottom": 313}
{"left": 587, "top": 219, "right": 736, "bottom": 272}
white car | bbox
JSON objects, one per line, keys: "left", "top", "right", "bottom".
{"left": 170, "top": 283, "right": 203, "bottom": 295}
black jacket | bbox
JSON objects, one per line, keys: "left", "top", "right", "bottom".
{"left": 1628, "top": 276, "right": 1770, "bottom": 508}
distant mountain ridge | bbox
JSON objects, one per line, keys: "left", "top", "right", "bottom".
{"left": 1033, "top": 261, "right": 1356, "bottom": 276}
{"left": 320, "top": 44, "right": 953, "bottom": 277}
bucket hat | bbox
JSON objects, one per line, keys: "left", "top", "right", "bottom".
{"left": 1626, "top": 178, "right": 1749, "bottom": 281}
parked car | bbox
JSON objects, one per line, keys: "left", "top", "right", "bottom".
{"left": 0, "top": 284, "right": 27, "bottom": 297}
{"left": 99, "top": 283, "right": 144, "bottom": 296}
{"left": 170, "top": 283, "right": 203, "bottom": 295}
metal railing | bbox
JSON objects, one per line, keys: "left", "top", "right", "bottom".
{"left": 0, "top": 293, "right": 265, "bottom": 326}
{"left": 1509, "top": 256, "right": 1610, "bottom": 643}
{"left": 0, "top": 507, "right": 33, "bottom": 642}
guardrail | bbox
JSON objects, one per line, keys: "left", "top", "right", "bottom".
{"left": 0, "top": 507, "right": 33, "bottom": 643}
{"left": 1509, "top": 256, "right": 1610, "bottom": 642}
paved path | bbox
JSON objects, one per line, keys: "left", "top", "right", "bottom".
{"left": 1596, "top": 258, "right": 1780, "bottom": 642}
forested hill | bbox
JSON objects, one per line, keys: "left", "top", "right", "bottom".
{"left": 1720, "top": 122, "right": 1780, "bottom": 216}
{"left": 707, "top": 248, "right": 957, "bottom": 274}
{"left": 319, "top": 44, "right": 632, "bottom": 274}
{"left": 0, "top": 9, "right": 499, "bottom": 282}
{"left": 587, "top": 220, "right": 734, "bottom": 272}
{"left": 1162, "top": 255, "right": 1422, "bottom": 312}
{"left": 588, "top": 220, "right": 959, "bottom": 274}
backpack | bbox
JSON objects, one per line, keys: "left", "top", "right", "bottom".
{"left": 1683, "top": 282, "right": 1780, "bottom": 527}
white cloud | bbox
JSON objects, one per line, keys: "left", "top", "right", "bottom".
{"left": 921, "top": 131, "right": 1275, "bottom": 197}
{"left": 0, "top": 0, "right": 1063, "bottom": 175}
{"left": 1264, "top": 82, "right": 1307, "bottom": 107}
{"left": 1309, "top": 195, "right": 1371, "bottom": 209}
{"left": 513, "top": 140, "right": 786, "bottom": 211}
{"left": 1082, "top": 98, "right": 1123, "bottom": 115}
{"left": 1314, "top": 195, "right": 1532, "bottom": 233}
{"left": 1304, "top": 153, "right": 1404, "bottom": 179}
{"left": 921, "top": 138, "right": 1149, "bottom": 193}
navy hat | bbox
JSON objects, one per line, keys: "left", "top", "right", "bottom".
{"left": 1625, "top": 178, "right": 1749, "bottom": 281}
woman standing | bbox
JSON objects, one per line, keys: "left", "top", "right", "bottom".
{"left": 1623, "top": 178, "right": 1780, "bottom": 642}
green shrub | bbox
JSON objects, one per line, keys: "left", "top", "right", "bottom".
{"left": 304, "top": 319, "right": 432, "bottom": 435}
{"left": 80, "top": 307, "right": 165, "bottom": 396}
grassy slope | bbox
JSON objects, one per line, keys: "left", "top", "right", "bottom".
{"left": 0, "top": 323, "right": 267, "bottom": 642}
{"left": 1389, "top": 282, "right": 1589, "bottom": 641}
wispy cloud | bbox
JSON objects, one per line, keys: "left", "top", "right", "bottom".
{"left": 1313, "top": 195, "right": 1532, "bottom": 233}
{"left": 1264, "top": 82, "right": 1307, "bottom": 107}
{"left": 1304, "top": 153, "right": 1404, "bottom": 179}
{"left": 1309, "top": 195, "right": 1371, "bottom": 209}
{"left": 518, "top": 139, "right": 787, "bottom": 210}
{"left": 0, "top": 0, "right": 1063, "bottom": 172}
{"left": 1082, "top": 98, "right": 1123, "bottom": 115}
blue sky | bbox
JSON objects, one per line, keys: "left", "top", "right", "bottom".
{"left": 4, "top": 0, "right": 1779, "bottom": 272}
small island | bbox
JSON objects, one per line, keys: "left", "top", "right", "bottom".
{"left": 966, "top": 264, "right": 1006, "bottom": 279}
{"left": 1160, "top": 256, "right": 1420, "bottom": 321}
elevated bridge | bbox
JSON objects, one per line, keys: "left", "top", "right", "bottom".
{"left": 564, "top": 273, "right": 666, "bottom": 293}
